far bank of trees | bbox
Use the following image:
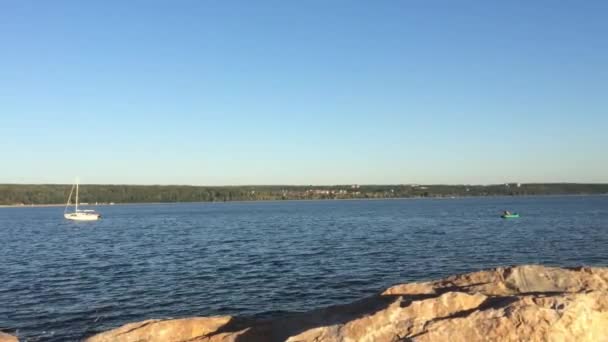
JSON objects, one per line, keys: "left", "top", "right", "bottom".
{"left": 1, "top": 183, "right": 607, "bottom": 205}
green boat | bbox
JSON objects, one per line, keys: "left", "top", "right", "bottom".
{"left": 501, "top": 213, "right": 520, "bottom": 219}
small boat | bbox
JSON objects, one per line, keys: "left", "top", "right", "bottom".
{"left": 64, "top": 179, "right": 101, "bottom": 221}
{"left": 501, "top": 213, "right": 519, "bottom": 219}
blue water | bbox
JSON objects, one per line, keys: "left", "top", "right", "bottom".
{"left": 1, "top": 196, "right": 607, "bottom": 341}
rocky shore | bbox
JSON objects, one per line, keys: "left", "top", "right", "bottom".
{"left": 4, "top": 265, "right": 606, "bottom": 341}
{"left": 83, "top": 265, "right": 608, "bottom": 342}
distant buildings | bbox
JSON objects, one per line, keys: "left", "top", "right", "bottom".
{"left": 306, "top": 189, "right": 349, "bottom": 196}
{"left": 410, "top": 184, "right": 427, "bottom": 189}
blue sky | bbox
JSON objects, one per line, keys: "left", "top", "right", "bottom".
{"left": 1, "top": 1, "right": 606, "bottom": 185}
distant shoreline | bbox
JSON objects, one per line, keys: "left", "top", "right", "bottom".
{"left": 1, "top": 193, "right": 606, "bottom": 209}
{"left": 2, "top": 183, "right": 607, "bottom": 207}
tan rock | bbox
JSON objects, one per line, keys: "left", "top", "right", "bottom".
{"left": 0, "top": 332, "right": 18, "bottom": 342}
{"left": 87, "top": 265, "right": 608, "bottom": 342}
{"left": 86, "top": 316, "right": 238, "bottom": 342}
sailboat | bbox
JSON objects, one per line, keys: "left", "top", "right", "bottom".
{"left": 64, "top": 180, "right": 101, "bottom": 221}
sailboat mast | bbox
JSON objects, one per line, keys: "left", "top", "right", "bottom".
{"left": 75, "top": 181, "right": 79, "bottom": 212}
{"left": 65, "top": 183, "right": 75, "bottom": 213}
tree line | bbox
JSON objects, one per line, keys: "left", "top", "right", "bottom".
{"left": 0, "top": 183, "right": 607, "bottom": 205}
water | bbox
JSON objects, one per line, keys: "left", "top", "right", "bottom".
{"left": 1, "top": 196, "right": 607, "bottom": 341}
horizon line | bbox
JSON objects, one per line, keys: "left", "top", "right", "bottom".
{"left": 1, "top": 182, "right": 607, "bottom": 187}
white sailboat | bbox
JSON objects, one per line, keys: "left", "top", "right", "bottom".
{"left": 64, "top": 180, "right": 101, "bottom": 221}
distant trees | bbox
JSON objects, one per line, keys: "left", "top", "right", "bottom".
{"left": 0, "top": 183, "right": 607, "bottom": 205}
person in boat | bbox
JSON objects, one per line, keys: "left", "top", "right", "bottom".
{"left": 503, "top": 210, "right": 511, "bottom": 215}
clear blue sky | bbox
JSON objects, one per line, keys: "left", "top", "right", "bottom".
{"left": 1, "top": 1, "right": 606, "bottom": 185}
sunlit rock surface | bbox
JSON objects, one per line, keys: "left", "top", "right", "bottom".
{"left": 0, "top": 332, "right": 18, "bottom": 342}
{"left": 87, "top": 265, "right": 608, "bottom": 342}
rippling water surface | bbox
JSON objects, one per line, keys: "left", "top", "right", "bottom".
{"left": 1, "top": 196, "right": 607, "bottom": 341}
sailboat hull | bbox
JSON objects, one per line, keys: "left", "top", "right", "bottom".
{"left": 64, "top": 212, "right": 101, "bottom": 221}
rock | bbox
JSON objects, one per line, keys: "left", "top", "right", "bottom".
{"left": 86, "top": 317, "right": 235, "bottom": 342}
{"left": 86, "top": 265, "right": 608, "bottom": 342}
{"left": 0, "top": 332, "right": 18, "bottom": 342}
